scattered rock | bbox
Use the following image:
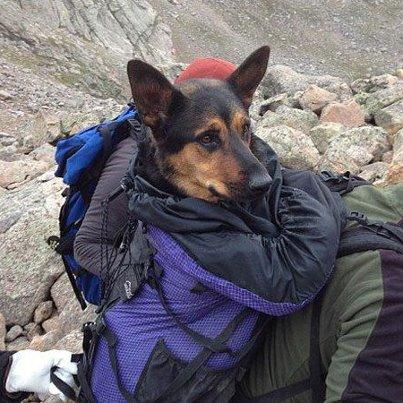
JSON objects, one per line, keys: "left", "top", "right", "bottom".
{"left": 320, "top": 126, "right": 389, "bottom": 173}
{"left": 364, "top": 82, "right": 403, "bottom": 117}
{"left": 384, "top": 164, "right": 403, "bottom": 185}
{"left": 0, "top": 174, "right": 65, "bottom": 326}
{"left": 0, "top": 89, "right": 12, "bottom": 101}
{"left": 0, "top": 210, "right": 22, "bottom": 234}
{"left": 258, "top": 93, "right": 296, "bottom": 115}
{"left": 374, "top": 100, "right": 403, "bottom": 136}
{"left": 392, "top": 129, "right": 403, "bottom": 165}
{"left": 5, "top": 325, "right": 24, "bottom": 342}
{"left": 0, "top": 158, "right": 50, "bottom": 188}
{"left": 25, "top": 322, "right": 43, "bottom": 341}
{"left": 54, "top": 329, "right": 84, "bottom": 354}
{"left": 309, "top": 123, "right": 346, "bottom": 154}
{"left": 42, "top": 315, "right": 62, "bottom": 334}
{"left": 34, "top": 301, "right": 54, "bottom": 324}
{"left": 351, "top": 74, "right": 398, "bottom": 94}
{"left": 299, "top": 84, "right": 338, "bottom": 113}
{"left": 325, "top": 82, "right": 353, "bottom": 102}
{"left": 260, "top": 105, "right": 318, "bottom": 134}
{"left": 30, "top": 143, "right": 55, "bottom": 166}
{"left": 0, "top": 313, "right": 5, "bottom": 350}
{"left": 382, "top": 150, "right": 394, "bottom": 164}
{"left": 320, "top": 100, "right": 365, "bottom": 128}
{"left": 29, "top": 330, "right": 63, "bottom": 351}
{"left": 261, "top": 65, "right": 343, "bottom": 98}
{"left": 51, "top": 273, "right": 74, "bottom": 314}
{"left": 0, "top": 132, "right": 17, "bottom": 147}
{"left": 255, "top": 124, "right": 320, "bottom": 170}
{"left": 6, "top": 336, "right": 30, "bottom": 351}
{"left": 359, "top": 162, "right": 389, "bottom": 183}
{"left": 51, "top": 273, "right": 96, "bottom": 334}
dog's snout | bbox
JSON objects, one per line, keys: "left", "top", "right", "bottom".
{"left": 248, "top": 174, "right": 272, "bottom": 194}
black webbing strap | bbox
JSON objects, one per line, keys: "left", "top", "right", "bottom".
{"left": 319, "top": 171, "right": 369, "bottom": 195}
{"left": 150, "top": 262, "right": 236, "bottom": 355}
{"left": 50, "top": 353, "right": 82, "bottom": 401}
{"left": 245, "top": 379, "right": 311, "bottom": 402}
{"left": 62, "top": 255, "right": 88, "bottom": 310}
{"left": 77, "top": 322, "right": 98, "bottom": 403}
{"left": 309, "top": 290, "right": 326, "bottom": 403}
{"left": 339, "top": 212, "right": 403, "bottom": 257}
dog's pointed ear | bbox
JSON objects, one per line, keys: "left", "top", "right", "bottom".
{"left": 127, "top": 59, "right": 186, "bottom": 133}
{"left": 227, "top": 46, "right": 270, "bottom": 109}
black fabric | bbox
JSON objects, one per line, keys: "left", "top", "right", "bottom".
{"left": 319, "top": 171, "right": 369, "bottom": 195}
{"left": 0, "top": 352, "right": 29, "bottom": 403}
{"left": 123, "top": 135, "right": 347, "bottom": 305}
{"left": 309, "top": 291, "right": 326, "bottom": 403}
{"left": 338, "top": 223, "right": 403, "bottom": 257}
{"left": 232, "top": 379, "right": 311, "bottom": 402}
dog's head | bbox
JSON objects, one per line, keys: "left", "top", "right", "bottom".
{"left": 127, "top": 46, "right": 271, "bottom": 203}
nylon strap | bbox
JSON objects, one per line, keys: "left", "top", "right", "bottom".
{"left": 50, "top": 353, "right": 82, "bottom": 401}
{"left": 309, "top": 290, "right": 326, "bottom": 403}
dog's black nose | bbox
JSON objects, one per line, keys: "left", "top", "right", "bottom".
{"left": 248, "top": 175, "right": 272, "bottom": 194}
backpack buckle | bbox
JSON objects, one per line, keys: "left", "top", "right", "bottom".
{"left": 47, "top": 235, "right": 60, "bottom": 250}
{"left": 348, "top": 211, "right": 368, "bottom": 225}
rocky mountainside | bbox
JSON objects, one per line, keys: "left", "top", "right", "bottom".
{"left": 0, "top": 1, "right": 402, "bottom": 402}
{"left": 149, "top": 0, "right": 402, "bottom": 79}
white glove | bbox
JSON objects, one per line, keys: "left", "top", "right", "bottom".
{"left": 5, "top": 349, "right": 78, "bottom": 401}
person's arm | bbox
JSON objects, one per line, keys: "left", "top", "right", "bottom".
{"left": 74, "top": 136, "right": 137, "bottom": 276}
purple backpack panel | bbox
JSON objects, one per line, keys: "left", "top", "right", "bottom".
{"left": 91, "top": 227, "right": 259, "bottom": 402}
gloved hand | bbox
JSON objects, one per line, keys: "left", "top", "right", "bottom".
{"left": 5, "top": 349, "right": 78, "bottom": 401}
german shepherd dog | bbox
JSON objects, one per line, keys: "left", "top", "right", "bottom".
{"left": 127, "top": 46, "right": 272, "bottom": 203}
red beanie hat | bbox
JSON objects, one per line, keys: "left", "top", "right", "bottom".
{"left": 174, "top": 57, "right": 236, "bottom": 84}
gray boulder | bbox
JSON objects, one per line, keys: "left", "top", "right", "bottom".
{"left": 364, "top": 82, "right": 403, "bottom": 118}
{"left": 320, "top": 126, "right": 390, "bottom": 173}
{"left": 0, "top": 172, "right": 65, "bottom": 325}
{"left": 260, "top": 105, "right": 318, "bottom": 134}
{"left": 255, "top": 124, "right": 320, "bottom": 170}
{"left": 374, "top": 100, "right": 403, "bottom": 136}
{"left": 309, "top": 123, "right": 346, "bottom": 154}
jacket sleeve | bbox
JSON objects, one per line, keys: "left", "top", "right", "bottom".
{"left": 0, "top": 351, "right": 27, "bottom": 403}
{"left": 74, "top": 136, "right": 137, "bottom": 277}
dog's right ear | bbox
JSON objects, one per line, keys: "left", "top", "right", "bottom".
{"left": 227, "top": 46, "right": 270, "bottom": 109}
{"left": 127, "top": 60, "right": 186, "bottom": 135}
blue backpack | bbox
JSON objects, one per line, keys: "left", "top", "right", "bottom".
{"left": 49, "top": 104, "right": 139, "bottom": 308}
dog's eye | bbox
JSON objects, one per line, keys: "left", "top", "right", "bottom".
{"left": 198, "top": 131, "right": 220, "bottom": 148}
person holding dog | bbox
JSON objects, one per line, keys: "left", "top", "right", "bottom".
{"left": 74, "top": 55, "right": 403, "bottom": 402}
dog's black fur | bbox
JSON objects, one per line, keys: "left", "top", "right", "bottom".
{"left": 127, "top": 46, "right": 272, "bottom": 203}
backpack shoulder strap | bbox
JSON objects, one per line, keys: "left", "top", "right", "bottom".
{"left": 319, "top": 171, "right": 369, "bottom": 195}
{"left": 339, "top": 212, "right": 403, "bottom": 258}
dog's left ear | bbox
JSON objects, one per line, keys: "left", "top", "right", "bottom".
{"left": 127, "top": 59, "right": 186, "bottom": 136}
{"left": 227, "top": 46, "right": 270, "bottom": 109}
